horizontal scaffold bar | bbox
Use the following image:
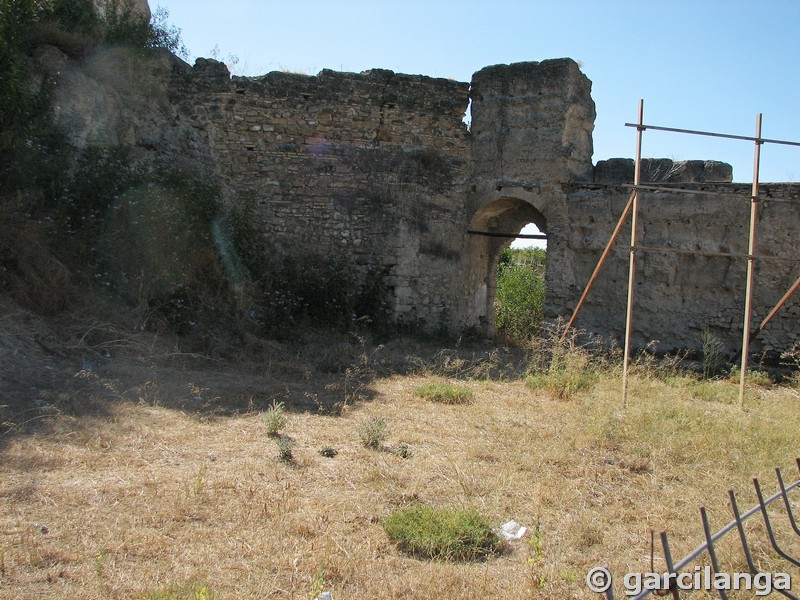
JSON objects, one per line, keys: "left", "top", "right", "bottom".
{"left": 624, "top": 122, "right": 800, "bottom": 147}
{"left": 467, "top": 230, "right": 547, "bottom": 239}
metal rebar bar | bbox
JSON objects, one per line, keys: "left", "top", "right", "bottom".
{"left": 729, "top": 489, "right": 758, "bottom": 574}
{"left": 623, "top": 122, "right": 800, "bottom": 147}
{"left": 776, "top": 468, "right": 800, "bottom": 537}
{"left": 466, "top": 229, "right": 548, "bottom": 239}
{"left": 659, "top": 531, "right": 680, "bottom": 599}
{"left": 700, "top": 507, "right": 729, "bottom": 600}
{"left": 753, "top": 478, "right": 800, "bottom": 567}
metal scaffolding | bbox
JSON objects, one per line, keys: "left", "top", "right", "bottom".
{"left": 563, "top": 99, "right": 800, "bottom": 407}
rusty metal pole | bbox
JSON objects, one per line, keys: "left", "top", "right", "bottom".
{"left": 560, "top": 190, "right": 636, "bottom": 342}
{"left": 739, "top": 113, "right": 763, "bottom": 408}
{"left": 755, "top": 273, "right": 800, "bottom": 336}
{"left": 622, "top": 100, "right": 644, "bottom": 408}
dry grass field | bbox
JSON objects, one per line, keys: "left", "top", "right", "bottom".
{"left": 1, "top": 308, "right": 799, "bottom": 599}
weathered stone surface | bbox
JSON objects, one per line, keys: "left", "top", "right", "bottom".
{"left": 40, "top": 47, "right": 798, "bottom": 356}
{"left": 39, "top": 45, "right": 181, "bottom": 150}
{"left": 470, "top": 59, "right": 596, "bottom": 183}
{"left": 594, "top": 158, "right": 734, "bottom": 184}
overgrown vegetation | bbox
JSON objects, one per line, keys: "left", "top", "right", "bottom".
{"left": 227, "top": 195, "right": 392, "bottom": 339}
{"left": 0, "top": 0, "right": 201, "bottom": 324}
{"left": 383, "top": 504, "right": 504, "bottom": 561}
{"left": 413, "top": 381, "right": 474, "bottom": 404}
{"left": 495, "top": 247, "right": 546, "bottom": 344}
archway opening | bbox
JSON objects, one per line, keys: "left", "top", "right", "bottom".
{"left": 465, "top": 197, "right": 548, "bottom": 341}
{"left": 496, "top": 222, "right": 547, "bottom": 344}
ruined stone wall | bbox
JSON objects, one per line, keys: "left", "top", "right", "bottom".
{"left": 164, "top": 57, "right": 797, "bottom": 354}
{"left": 170, "top": 59, "right": 470, "bottom": 327}
{"left": 44, "top": 43, "right": 795, "bottom": 354}
{"left": 559, "top": 181, "right": 800, "bottom": 355}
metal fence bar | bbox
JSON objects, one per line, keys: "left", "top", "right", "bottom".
{"left": 754, "top": 478, "right": 800, "bottom": 568}
{"left": 776, "top": 464, "right": 800, "bottom": 536}
{"left": 660, "top": 531, "right": 681, "bottom": 599}
{"left": 605, "top": 464, "right": 800, "bottom": 599}
{"left": 700, "top": 506, "right": 730, "bottom": 600}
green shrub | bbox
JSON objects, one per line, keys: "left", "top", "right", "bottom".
{"left": 413, "top": 382, "right": 473, "bottom": 405}
{"left": 357, "top": 416, "right": 388, "bottom": 450}
{"left": 275, "top": 435, "right": 294, "bottom": 463}
{"left": 261, "top": 400, "right": 288, "bottom": 436}
{"left": 383, "top": 504, "right": 503, "bottom": 561}
{"left": 495, "top": 247, "right": 546, "bottom": 344}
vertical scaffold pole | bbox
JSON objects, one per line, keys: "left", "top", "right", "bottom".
{"left": 622, "top": 99, "right": 644, "bottom": 408}
{"left": 739, "top": 113, "right": 763, "bottom": 408}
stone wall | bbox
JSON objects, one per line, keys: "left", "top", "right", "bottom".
{"left": 163, "top": 56, "right": 797, "bottom": 355}
{"left": 41, "top": 42, "right": 798, "bottom": 355}
{"left": 558, "top": 181, "right": 800, "bottom": 354}
{"left": 170, "top": 59, "right": 471, "bottom": 327}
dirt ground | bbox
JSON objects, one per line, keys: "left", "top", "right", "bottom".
{"left": 1, "top": 300, "right": 798, "bottom": 599}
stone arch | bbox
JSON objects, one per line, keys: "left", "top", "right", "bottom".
{"left": 462, "top": 194, "right": 550, "bottom": 336}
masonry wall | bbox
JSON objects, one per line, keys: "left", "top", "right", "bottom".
{"left": 170, "top": 59, "right": 471, "bottom": 328}
{"left": 163, "top": 57, "right": 797, "bottom": 355}
{"left": 560, "top": 181, "right": 800, "bottom": 355}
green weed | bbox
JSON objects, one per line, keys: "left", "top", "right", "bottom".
{"left": 358, "top": 416, "right": 388, "bottom": 450}
{"left": 275, "top": 435, "right": 294, "bottom": 463}
{"left": 413, "top": 382, "right": 473, "bottom": 405}
{"left": 701, "top": 328, "right": 727, "bottom": 379}
{"left": 262, "top": 400, "right": 288, "bottom": 436}
{"left": 383, "top": 504, "right": 503, "bottom": 561}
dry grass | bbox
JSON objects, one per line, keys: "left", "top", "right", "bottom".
{"left": 1, "top": 324, "right": 799, "bottom": 598}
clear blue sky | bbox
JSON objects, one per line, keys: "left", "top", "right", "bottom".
{"left": 154, "top": 0, "right": 800, "bottom": 185}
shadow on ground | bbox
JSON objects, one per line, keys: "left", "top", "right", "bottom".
{"left": 0, "top": 299, "right": 534, "bottom": 447}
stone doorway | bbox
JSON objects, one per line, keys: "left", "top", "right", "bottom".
{"left": 464, "top": 196, "right": 548, "bottom": 337}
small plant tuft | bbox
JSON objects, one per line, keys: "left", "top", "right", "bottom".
{"left": 526, "top": 344, "right": 598, "bottom": 400}
{"left": 392, "top": 442, "right": 412, "bottom": 459}
{"left": 728, "top": 366, "right": 773, "bottom": 386}
{"left": 261, "top": 400, "right": 288, "bottom": 436}
{"left": 413, "top": 382, "right": 473, "bottom": 405}
{"left": 383, "top": 504, "right": 504, "bottom": 561}
{"left": 137, "top": 583, "right": 214, "bottom": 599}
{"left": 358, "top": 416, "right": 388, "bottom": 450}
{"left": 701, "top": 328, "right": 727, "bottom": 379}
{"left": 275, "top": 435, "right": 294, "bottom": 463}
{"left": 318, "top": 445, "right": 338, "bottom": 458}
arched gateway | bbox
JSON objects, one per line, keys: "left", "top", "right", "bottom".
{"left": 166, "top": 56, "right": 798, "bottom": 355}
